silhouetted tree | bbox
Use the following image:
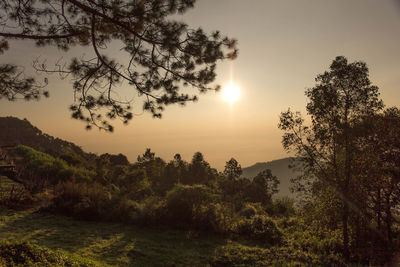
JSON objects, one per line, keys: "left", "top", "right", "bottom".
{"left": 136, "top": 148, "right": 165, "bottom": 194}
{"left": 0, "top": 0, "right": 237, "bottom": 131}
{"left": 279, "top": 56, "right": 383, "bottom": 260}
{"left": 223, "top": 158, "right": 242, "bottom": 180}
{"left": 137, "top": 148, "right": 155, "bottom": 164}
{"left": 183, "top": 152, "right": 215, "bottom": 185}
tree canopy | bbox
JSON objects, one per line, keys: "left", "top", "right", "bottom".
{"left": 0, "top": 0, "right": 237, "bottom": 131}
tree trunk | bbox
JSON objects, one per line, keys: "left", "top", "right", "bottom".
{"left": 343, "top": 201, "right": 350, "bottom": 261}
{"left": 343, "top": 100, "right": 351, "bottom": 262}
{"left": 385, "top": 193, "right": 392, "bottom": 246}
{"left": 377, "top": 187, "right": 381, "bottom": 231}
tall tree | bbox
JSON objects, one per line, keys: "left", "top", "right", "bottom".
{"left": 278, "top": 56, "right": 383, "bottom": 260}
{"left": 0, "top": 0, "right": 237, "bottom": 131}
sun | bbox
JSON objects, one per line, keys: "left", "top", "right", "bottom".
{"left": 222, "top": 83, "right": 240, "bottom": 103}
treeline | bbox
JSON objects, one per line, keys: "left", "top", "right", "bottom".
{"left": 14, "top": 145, "right": 289, "bottom": 229}
{"left": 6, "top": 144, "right": 346, "bottom": 265}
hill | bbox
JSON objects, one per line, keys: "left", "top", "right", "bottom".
{"left": 242, "top": 158, "right": 302, "bottom": 198}
{"left": 0, "top": 116, "right": 87, "bottom": 158}
{"left": 0, "top": 117, "right": 131, "bottom": 168}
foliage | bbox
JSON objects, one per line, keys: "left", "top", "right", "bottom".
{"left": 15, "top": 145, "right": 95, "bottom": 192}
{"left": 223, "top": 158, "right": 242, "bottom": 180}
{"left": 245, "top": 169, "right": 279, "bottom": 206}
{"left": 269, "top": 197, "right": 296, "bottom": 218}
{"left": 165, "top": 184, "right": 215, "bottom": 227}
{"left": 50, "top": 181, "right": 115, "bottom": 221}
{"left": 211, "top": 239, "right": 344, "bottom": 267}
{"left": 278, "top": 56, "right": 391, "bottom": 261}
{"left": 0, "top": 0, "right": 237, "bottom": 131}
{"left": 234, "top": 215, "right": 282, "bottom": 244}
{"left": 183, "top": 152, "right": 217, "bottom": 186}
{"left": 218, "top": 169, "right": 279, "bottom": 211}
{"left": 0, "top": 176, "right": 31, "bottom": 208}
{"left": 0, "top": 242, "right": 95, "bottom": 266}
{"left": 238, "top": 202, "right": 266, "bottom": 219}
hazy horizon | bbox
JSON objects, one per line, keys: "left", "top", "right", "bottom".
{"left": 1, "top": 0, "right": 400, "bottom": 169}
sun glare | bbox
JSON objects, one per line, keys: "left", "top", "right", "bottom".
{"left": 222, "top": 83, "right": 240, "bottom": 103}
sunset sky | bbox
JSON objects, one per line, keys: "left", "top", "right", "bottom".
{"left": 1, "top": 0, "right": 400, "bottom": 169}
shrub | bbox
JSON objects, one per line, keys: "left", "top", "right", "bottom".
{"left": 211, "top": 243, "right": 276, "bottom": 266}
{"left": 194, "top": 202, "right": 235, "bottom": 233}
{"left": 50, "top": 181, "right": 111, "bottom": 221}
{"left": 211, "top": 241, "right": 344, "bottom": 267}
{"left": 109, "top": 195, "right": 139, "bottom": 223}
{"left": 135, "top": 196, "right": 166, "bottom": 225}
{"left": 165, "top": 184, "right": 215, "bottom": 226}
{"left": 0, "top": 176, "right": 31, "bottom": 208}
{"left": 14, "top": 145, "right": 95, "bottom": 193}
{"left": 238, "top": 202, "right": 266, "bottom": 219}
{"left": 235, "top": 215, "right": 282, "bottom": 245}
{"left": 0, "top": 242, "right": 94, "bottom": 266}
{"left": 268, "top": 197, "right": 296, "bottom": 217}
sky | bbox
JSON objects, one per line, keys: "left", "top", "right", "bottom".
{"left": 1, "top": 0, "right": 400, "bottom": 169}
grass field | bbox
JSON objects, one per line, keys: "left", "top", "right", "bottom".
{"left": 0, "top": 176, "right": 333, "bottom": 266}
{"left": 0, "top": 208, "right": 237, "bottom": 266}
{"left": 0, "top": 176, "right": 232, "bottom": 266}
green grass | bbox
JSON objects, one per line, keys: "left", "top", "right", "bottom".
{"left": 0, "top": 208, "right": 231, "bottom": 266}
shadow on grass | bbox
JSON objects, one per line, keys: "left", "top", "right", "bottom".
{"left": 0, "top": 209, "right": 226, "bottom": 266}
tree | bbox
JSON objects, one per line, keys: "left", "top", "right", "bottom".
{"left": 278, "top": 56, "right": 383, "bottom": 260}
{"left": 356, "top": 107, "right": 400, "bottom": 256}
{"left": 183, "top": 152, "right": 216, "bottom": 185}
{"left": 137, "top": 148, "right": 155, "bottom": 164}
{"left": 223, "top": 158, "right": 242, "bottom": 180}
{"left": 0, "top": 0, "right": 237, "bottom": 131}
{"left": 245, "top": 169, "right": 279, "bottom": 205}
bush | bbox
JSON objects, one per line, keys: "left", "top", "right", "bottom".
{"left": 165, "top": 184, "right": 214, "bottom": 225}
{"left": 0, "top": 242, "right": 94, "bottom": 266}
{"left": 14, "top": 145, "right": 95, "bottom": 193}
{"left": 49, "top": 181, "right": 145, "bottom": 223}
{"left": 211, "top": 241, "right": 344, "bottom": 267}
{"left": 235, "top": 215, "right": 282, "bottom": 245}
{"left": 0, "top": 176, "right": 32, "bottom": 209}
{"left": 109, "top": 195, "right": 139, "bottom": 222}
{"left": 238, "top": 202, "right": 266, "bottom": 219}
{"left": 194, "top": 202, "right": 236, "bottom": 233}
{"left": 50, "top": 181, "right": 112, "bottom": 221}
{"left": 134, "top": 196, "right": 166, "bottom": 225}
{"left": 211, "top": 243, "right": 276, "bottom": 266}
{"left": 268, "top": 197, "right": 296, "bottom": 217}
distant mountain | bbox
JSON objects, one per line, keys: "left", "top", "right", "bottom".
{"left": 242, "top": 157, "right": 302, "bottom": 198}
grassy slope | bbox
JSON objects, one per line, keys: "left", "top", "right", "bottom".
{"left": 0, "top": 208, "right": 231, "bottom": 266}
